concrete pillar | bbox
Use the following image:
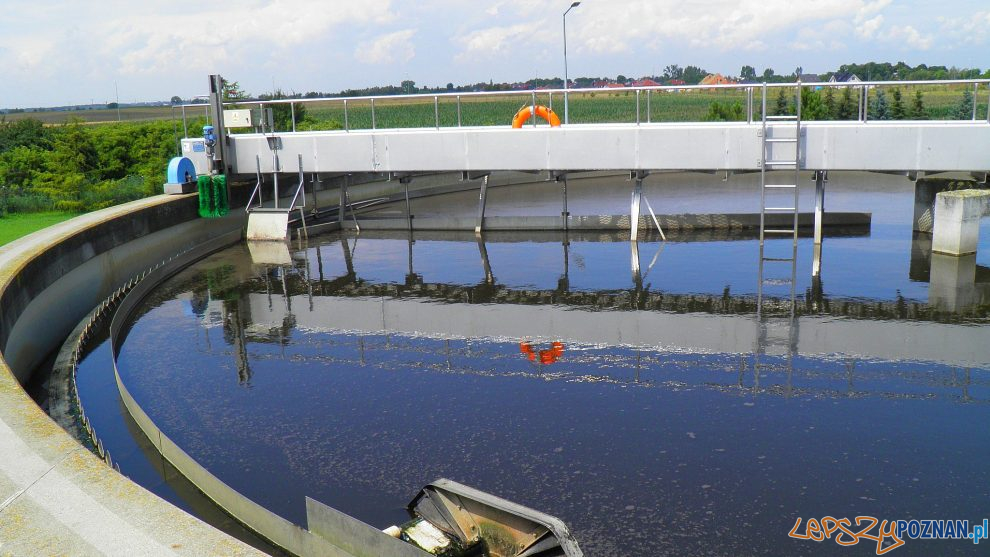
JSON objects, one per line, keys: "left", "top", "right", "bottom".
{"left": 912, "top": 179, "right": 942, "bottom": 233}
{"left": 931, "top": 190, "right": 990, "bottom": 255}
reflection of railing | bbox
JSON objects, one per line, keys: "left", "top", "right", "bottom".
{"left": 181, "top": 78, "right": 990, "bottom": 134}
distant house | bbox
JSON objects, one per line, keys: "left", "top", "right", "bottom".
{"left": 700, "top": 74, "right": 737, "bottom": 86}
{"left": 828, "top": 72, "right": 861, "bottom": 84}
{"left": 798, "top": 74, "right": 821, "bottom": 83}
{"left": 631, "top": 78, "right": 663, "bottom": 87}
{"left": 592, "top": 80, "right": 611, "bottom": 88}
{"left": 667, "top": 79, "right": 686, "bottom": 86}
{"left": 605, "top": 83, "right": 626, "bottom": 88}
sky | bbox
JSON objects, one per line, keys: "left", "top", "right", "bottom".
{"left": 0, "top": 0, "right": 988, "bottom": 108}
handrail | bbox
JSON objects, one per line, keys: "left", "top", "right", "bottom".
{"left": 181, "top": 78, "right": 990, "bottom": 136}
{"left": 224, "top": 78, "right": 990, "bottom": 107}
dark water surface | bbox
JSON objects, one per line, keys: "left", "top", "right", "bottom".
{"left": 101, "top": 174, "right": 990, "bottom": 556}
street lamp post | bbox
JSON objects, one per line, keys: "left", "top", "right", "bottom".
{"left": 563, "top": 1, "right": 580, "bottom": 125}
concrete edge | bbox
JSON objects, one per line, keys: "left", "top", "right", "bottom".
{"left": 0, "top": 195, "right": 265, "bottom": 556}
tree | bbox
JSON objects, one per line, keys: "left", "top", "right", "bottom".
{"left": 0, "top": 118, "right": 51, "bottom": 152}
{"left": 774, "top": 88, "right": 790, "bottom": 115}
{"left": 955, "top": 88, "right": 974, "bottom": 120}
{"left": 616, "top": 74, "right": 627, "bottom": 84}
{"left": 837, "top": 88, "right": 855, "bottom": 120}
{"left": 261, "top": 89, "right": 306, "bottom": 131}
{"left": 662, "top": 65, "right": 683, "bottom": 82}
{"left": 910, "top": 90, "right": 927, "bottom": 119}
{"left": 222, "top": 80, "right": 247, "bottom": 101}
{"left": 446, "top": 83, "right": 454, "bottom": 91}
{"left": 801, "top": 89, "right": 829, "bottom": 120}
{"left": 740, "top": 65, "right": 756, "bottom": 81}
{"left": 891, "top": 89, "right": 906, "bottom": 119}
{"left": 33, "top": 120, "right": 97, "bottom": 211}
{"left": 794, "top": 66, "right": 804, "bottom": 77}
{"left": 682, "top": 66, "right": 708, "bottom": 85}
{"left": 703, "top": 101, "right": 744, "bottom": 122}
{"left": 170, "top": 95, "right": 183, "bottom": 105}
{"left": 401, "top": 80, "right": 417, "bottom": 94}
{"left": 762, "top": 68, "right": 776, "bottom": 82}
{"left": 871, "top": 90, "right": 891, "bottom": 120}
{"left": 823, "top": 87, "right": 837, "bottom": 119}
{"left": 106, "top": 102, "right": 118, "bottom": 110}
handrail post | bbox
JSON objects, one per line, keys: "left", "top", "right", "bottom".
{"left": 646, "top": 90, "right": 651, "bottom": 123}
{"left": 973, "top": 82, "right": 979, "bottom": 121}
{"left": 531, "top": 91, "right": 537, "bottom": 127}
{"left": 636, "top": 89, "right": 641, "bottom": 125}
{"left": 291, "top": 102, "right": 296, "bottom": 132}
{"left": 457, "top": 95, "right": 462, "bottom": 127}
{"left": 434, "top": 96, "right": 440, "bottom": 129}
{"left": 181, "top": 105, "right": 187, "bottom": 137}
{"left": 747, "top": 87, "right": 753, "bottom": 124}
{"left": 344, "top": 99, "right": 349, "bottom": 132}
{"left": 371, "top": 98, "right": 376, "bottom": 130}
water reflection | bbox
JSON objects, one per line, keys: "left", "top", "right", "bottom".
{"left": 176, "top": 231, "right": 990, "bottom": 396}
{"left": 116, "top": 230, "right": 990, "bottom": 557}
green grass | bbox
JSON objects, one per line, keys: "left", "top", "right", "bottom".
{"left": 0, "top": 212, "right": 78, "bottom": 246}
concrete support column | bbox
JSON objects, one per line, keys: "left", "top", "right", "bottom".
{"left": 912, "top": 179, "right": 942, "bottom": 233}
{"left": 931, "top": 190, "right": 990, "bottom": 255}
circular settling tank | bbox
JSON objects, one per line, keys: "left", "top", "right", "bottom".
{"left": 87, "top": 173, "right": 990, "bottom": 556}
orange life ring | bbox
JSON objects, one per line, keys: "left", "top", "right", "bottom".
{"left": 511, "top": 105, "right": 561, "bottom": 128}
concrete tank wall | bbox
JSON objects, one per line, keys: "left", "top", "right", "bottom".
{"left": 0, "top": 194, "right": 262, "bottom": 556}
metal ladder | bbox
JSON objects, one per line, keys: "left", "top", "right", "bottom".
{"left": 753, "top": 84, "right": 802, "bottom": 396}
{"left": 759, "top": 83, "right": 802, "bottom": 247}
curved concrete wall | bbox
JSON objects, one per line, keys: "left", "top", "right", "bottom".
{"left": 0, "top": 195, "right": 262, "bottom": 556}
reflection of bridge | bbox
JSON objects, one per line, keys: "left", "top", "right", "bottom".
{"left": 192, "top": 234, "right": 989, "bottom": 379}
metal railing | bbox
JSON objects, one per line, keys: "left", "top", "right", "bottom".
{"left": 185, "top": 78, "right": 990, "bottom": 135}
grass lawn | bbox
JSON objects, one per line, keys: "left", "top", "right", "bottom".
{"left": 0, "top": 212, "right": 78, "bottom": 247}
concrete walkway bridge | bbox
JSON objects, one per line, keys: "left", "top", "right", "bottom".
{"left": 181, "top": 75, "right": 990, "bottom": 251}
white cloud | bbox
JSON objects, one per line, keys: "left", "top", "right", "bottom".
{"left": 355, "top": 29, "right": 417, "bottom": 65}
{"left": 856, "top": 14, "right": 884, "bottom": 39}
{"left": 454, "top": 0, "right": 896, "bottom": 58}
{"left": 881, "top": 25, "right": 933, "bottom": 50}
{"left": 454, "top": 22, "right": 543, "bottom": 60}
{"left": 1, "top": 0, "right": 398, "bottom": 77}
{"left": 938, "top": 11, "right": 990, "bottom": 46}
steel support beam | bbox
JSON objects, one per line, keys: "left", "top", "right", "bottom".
{"left": 814, "top": 170, "right": 827, "bottom": 245}
{"left": 475, "top": 175, "right": 490, "bottom": 235}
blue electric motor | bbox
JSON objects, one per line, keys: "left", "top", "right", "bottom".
{"left": 163, "top": 156, "right": 198, "bottom": 194}
{"left": 167, "top": 157, "right": 197, "bottom": 185}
